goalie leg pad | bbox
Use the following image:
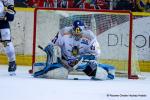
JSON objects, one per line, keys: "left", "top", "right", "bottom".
{"left": 33, "top": 62, "right": 45, "bottom": 73}
{"left": 33, "top": 62, "right": 47, "bottom": 78}
{"left": 99, "top": 64, "right": 116, "bottom": 79}
{"left": 45, "top": 67, "right": 68, "bottom": 79}
{"left": 92, "top": 66, "right": 108, "bottom": 80}
{"left": 52, "top": 45, "right": 62, "bottom": 63}
{"left": 33, "top": 63, "right": 63, "bottom": 78}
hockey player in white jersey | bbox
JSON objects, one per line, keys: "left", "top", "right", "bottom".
{"left": 33, "top": 20, "right": 115, "bottom": 80}
{"left": 0, "top": 0, "right": 16, "bottom": 75}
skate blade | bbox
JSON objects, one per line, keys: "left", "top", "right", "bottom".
{"left": 9, "top": 72, "right": 16, "bottom": 76}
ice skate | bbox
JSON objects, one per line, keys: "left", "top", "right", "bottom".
{"left": 8, "top": 61, "right": 17, "bottom": 76}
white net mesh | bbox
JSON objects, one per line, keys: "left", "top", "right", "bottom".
{"left": 33, "top": 8, "right": 140, "bottom": 78}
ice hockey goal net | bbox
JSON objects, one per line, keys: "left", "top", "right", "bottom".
{"left": 31, "top": 8, "right": 140, "bottom": 79}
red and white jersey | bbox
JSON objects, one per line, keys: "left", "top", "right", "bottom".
{"left": 95, "top": 0, "right": 108, "bottom": 9}
{"left": 52, "top": 26, "right": 101, "bottom": 60}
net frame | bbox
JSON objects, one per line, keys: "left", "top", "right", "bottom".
{"left": 30, "top": 8, "right": 139, "bottom": 79}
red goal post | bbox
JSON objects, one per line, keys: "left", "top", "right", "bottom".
{"left": 30, "top": 8, "right": 140, "bottom": 79}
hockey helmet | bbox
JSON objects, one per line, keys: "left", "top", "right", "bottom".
{"left": 73, "top": 20, "right": 85, "bottom": 34}
{"left": 72, "top": 20, "right": 85, "bottom": 40}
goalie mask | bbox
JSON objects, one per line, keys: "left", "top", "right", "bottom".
{"left": 72, "top": 20, "right": 85, "bottom": 41}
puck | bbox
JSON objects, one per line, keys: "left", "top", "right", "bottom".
{"left": 29, "top": 69, "right": 33, "bottom": 74}
{"left": 74, "top": 78, "right": 78, "bottom": 80}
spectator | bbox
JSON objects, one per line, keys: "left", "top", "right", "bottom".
{"left": 146, "top": 0, "right": 150, "bottom": 12}
{"left": 136, "top": 0, "right": 147, "bottom": 11}
{"left": 73, "top": 0, "right": 85, "bottom": 8}
{"left": 14, "top": 0, "right": 27, "bottom": 7}
{"left": 94, "top": 0, "right": 109, "bottom": 9}
{"left": 114, "top": 0, "right": 136, "bottom": 11}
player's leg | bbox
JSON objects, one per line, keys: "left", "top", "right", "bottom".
{"left": 0, "top": 28, "right": 16, "bottom": 75}
{"left": 77, "top": 60, "right": 115, "bottom": 80}
{"left": 33, "top": 43, "right": 60, "bottom": 77}
{"left": 45, "top": 66, "right": 68, "bottom": 79}
{"left": 33, "top": 62, "right": 68, "bottom": 79}
{"left": 98, "top": 64, "right": 116, "bottom": 79}
{"left": 33, "top": 43, "right": 68, "bottom": 79}
{"left": 81, "top": 61, "right": 109, "bottom": 80}
{"left": 33, "top": 62, "right": 62, "bottom": 77}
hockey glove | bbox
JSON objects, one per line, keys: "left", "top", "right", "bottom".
{"left": 67, "top": 58, "right": 79, "bottom": 67}
{"left": 5, "top": 5, "right": 16, "bottom": 21}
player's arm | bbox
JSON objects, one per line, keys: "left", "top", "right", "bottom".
{"left": 51, "top": 28, "right": 65, "bottom": 46}
{"left": 2, "top": 0, "right": 14, "bottom": 6}
{"left": 1, "top": 0, "right": 16, "bottom": 21}
{"left": 83, "top": 30, "right": 101, "bottom": 60}
{"left": 0, "top": 1, "right": 4, "bottom": 13}
{"left": 0, "top": 1, "right": 5, "bottom": 20}
{"left": 88, "top": 38, "right": 101, "bottom": 59}
{"left": 4, "top": 4, "right": 16, "bottom": 21}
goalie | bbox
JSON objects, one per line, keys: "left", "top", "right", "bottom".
{"left": 33, "top": 20, "right": 116, "bottom": 80}
{"left": 0, "top": 0, "right": 17, "bottom": 75}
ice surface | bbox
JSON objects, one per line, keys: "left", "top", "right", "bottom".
{"left": 0, "top": 65, "right": 150, "bottom": 100}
